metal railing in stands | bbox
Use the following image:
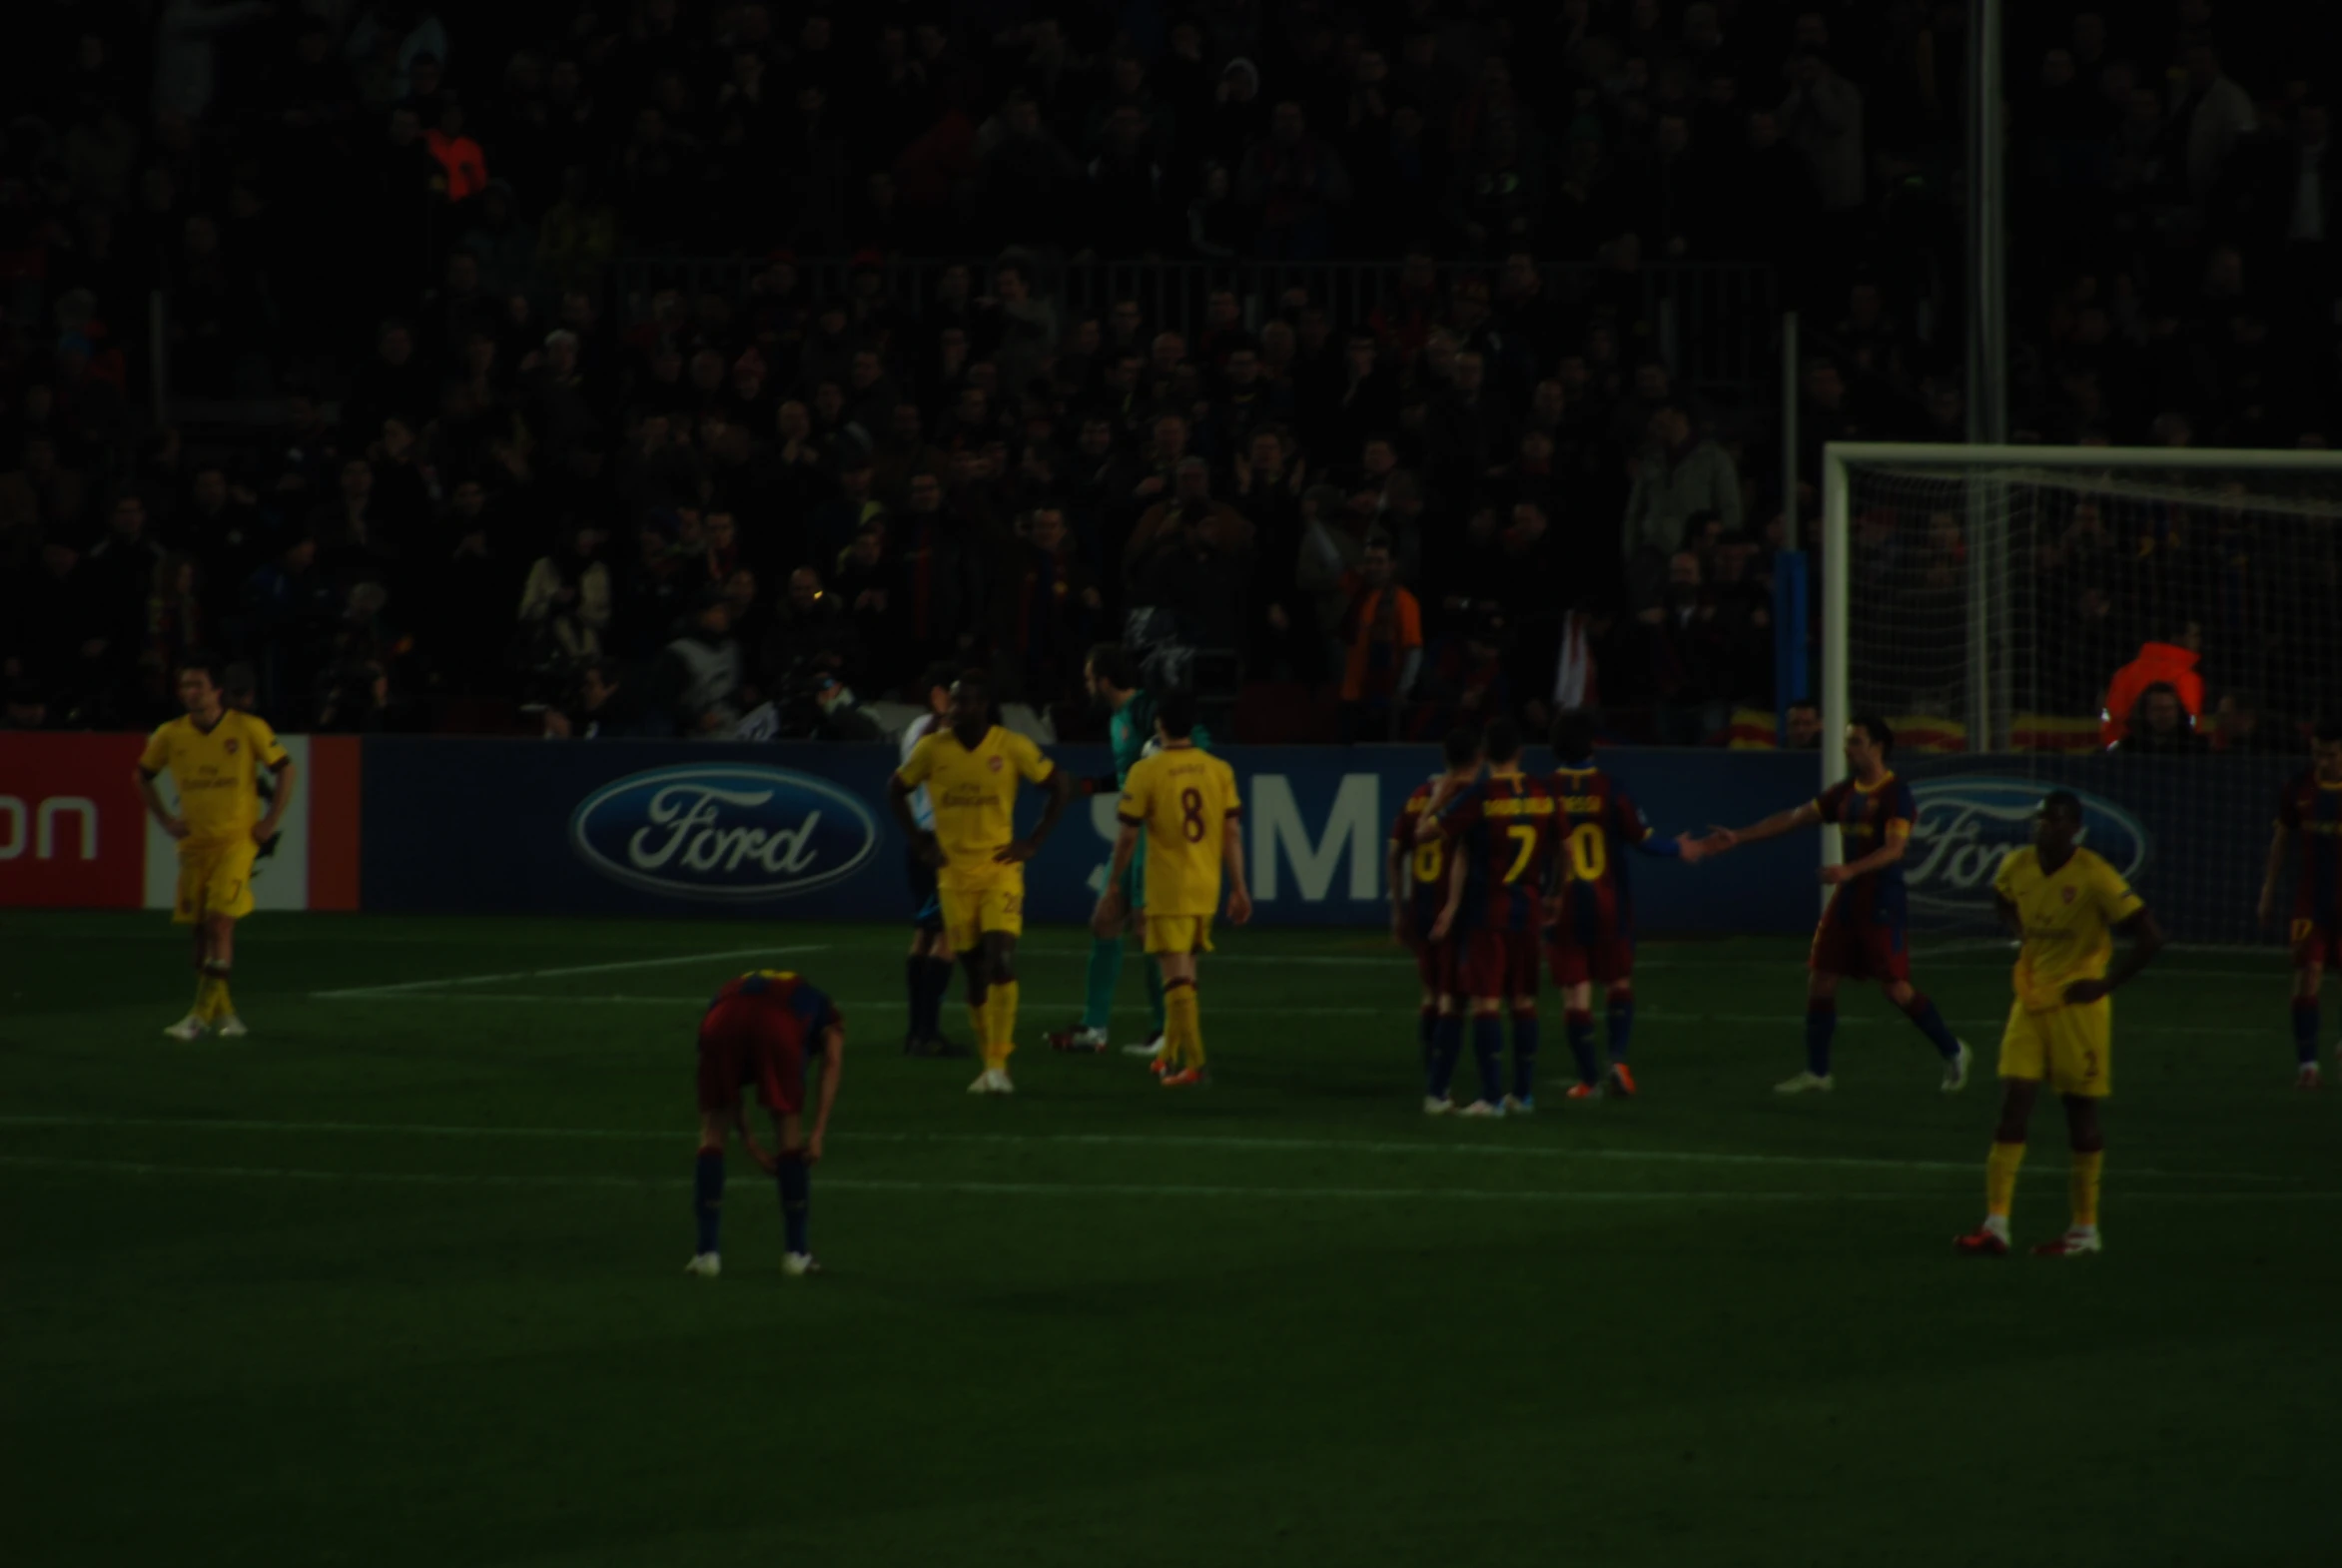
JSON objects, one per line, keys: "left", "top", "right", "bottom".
{"left": 608, "top": 257, "right": 1779, "bottom": 401}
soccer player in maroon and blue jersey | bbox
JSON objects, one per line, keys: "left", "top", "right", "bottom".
{"left": 1387, "top": 727, "right": 1485, "bottom": 1093}
{"left": 1421, "top": 719, "right": 1555, "bottom": 1117}
{"left": 1543, "top": 710, "right": 1712, "bottom": 1100}
{"left": 687, "top": 969, "right": 845, "bottom": 1279}
{"left": 1705, "top": 716, "right": 1972, "bottom": 1095}
{"left": 2258, "top": 717, "right": 2342, "bottom": 1088}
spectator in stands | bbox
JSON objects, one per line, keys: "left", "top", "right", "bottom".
{"left": 544, "top": 658, "right": 662, "bottom": 739}
{"left": 1336, "top": 536, "right": 1422, "bottom": 742}
{"left": 1642, "top": 550, "right": 1730, "bottom": 746}
{"left": 1240, "top": 102, "right": 1352, "bottom": 259}
{"left": 2116, "top": 683, "right": 2208, "bottom": 755}
{"left": 1125, "top": 457, "right": 1255, "bottom": 650}
{"left": 2209, "top": 690, "right": 2287, "bottom": 754}
{"left": 1621, "top": 401, "right": 1742, "bottom": 610}
{"left": 2101, "top": 623, "right": 2206, "bottom": 747}
{"left": 1785, "top": 698, "right": 1824, "bottom": 749}
{"left": 517, "top": 523, "right": 612, "bottom": 689}
{"left": 895, "top": 470, "right": 982, "bottom": 671}
{"left": 656, "top": 589, "right": 745, "bottom": 738}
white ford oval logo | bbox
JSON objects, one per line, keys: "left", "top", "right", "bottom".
{"left": 568, "top": 765, "right": 879, "bottom": 901}
{"left": 1907, "top": 777, "right": 2149, "bottom": 912}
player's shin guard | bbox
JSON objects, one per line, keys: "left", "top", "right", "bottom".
{"left": 986, "top": 981, "right": 1021, "bottom": 1069}
{"left": 1470, "top": 1015, "right": 1505, "bottom": 1105}
{"left": 1083, "top": 936, "right": 1124, "bottom": 1034}
{"left": 2294, "top": 1000, "right": 2322, "bottom": 1066}
{"left": 1606, "top": 992, "right": 1635, "bottom": 1063}
{"left": 1900, "top": 993, "right": 1962, "bottom": 1060}
{"left": 1428, "top": 1013, "right": 1465, "bottom": 1099}
{"left": 694, "top": 1148, "right": 724, "bottom": 1254}
{"left": 1985, "top": 1141, "right": 2026, "bottom": 1220}
{"left": 2068, "top": 1149, "right": 2102, "bottom": 1229}
{"left": 1564, "top": 1008, "right": 1599, "bottom": 1087}
{"left": 776, "top": 1154, "right": 810, "bottom": 1254}
{"left": 1804, "top": 1003, "right": 1838, "bottom": 1078}
{"left": 1165, "top": 980, "right": 1201, "bottom": 1071}
{"left": 1511, "top": 1011, "right": 1539, "bottom": 1101}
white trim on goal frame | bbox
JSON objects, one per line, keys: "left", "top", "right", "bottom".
{"left": 1818, "top": 441, "right": 2342, "bottom": 875}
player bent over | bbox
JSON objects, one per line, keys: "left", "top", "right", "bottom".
{"left": 2257, "top": 717, "right": 2342, "bottom": 1088}
{"left": 1956, "top": 792, "right": 2163, "bottom": 1257}
{"left": 1702, "top": 716, "right": 1971, "bottom": 1095}
{"left": 1093, "top": 693, "right": 1250, "bottom": 1088}
{"left": 687, "top": 969, "right": 844, "bottom": 1279}
{"left": 1389, "top": 727, "right": 1484, "bottom": 1103}
{"left": 1542, "top": 710, "right": 1710, "bottom": 1100}
{"left": 134, "top": 654, "right": 296, "bottom": 1040}
{"left": 1421, "top": 719, "right": 1553, "bottom": 1118}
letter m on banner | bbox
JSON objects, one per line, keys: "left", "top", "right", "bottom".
{"left": 1250, "top": 774, "right": 1380, "bottom": 904}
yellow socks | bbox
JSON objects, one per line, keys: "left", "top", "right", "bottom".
{"left": 2068, "top": 1150, "right": 2103, "bottom": 1230}
{"left": 194, "top": 975, "right": 231, "bottom": 1021}
{"left": 1165, "top": 983, "right": 1201, "bottom": 1072}
{"left": 984, "top": 982, "right": 1020, "bottom": 1071}
{"left": 1984, "top": 1141, "right": 2026, "bottom": 1219}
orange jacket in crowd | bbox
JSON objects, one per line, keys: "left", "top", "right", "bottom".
{"left": 1340, "top": 584, "right": 1423, "bottom": 702}
{"left": 2099, "top": 640, "right": 2203, "bottom": 747}
{"left": 426, "top": 130, "right": 487, "bottom": 202}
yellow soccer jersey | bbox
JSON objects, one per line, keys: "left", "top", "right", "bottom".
{"left": 894, "top": 724, "right": 1055, "bottom": 887}
{"left": 1993, "top": 846, "right": 2144, "bottom": 1012}
{"left": 1120, "top": 745, "right": 1241, "bottom": 917}
{"left": 139, "top": 711, "right": 288, "bottom": 843}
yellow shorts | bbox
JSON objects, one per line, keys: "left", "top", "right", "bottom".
{"left": 1997, "top": 997, "right": 2112, "bottom": 1098}
{"left": 1143, "top": 915, "right": 1213, "bottom": 956}
{"left": 938, "top": 872, "right": 1025, "bottom": 952}
{"left": 175, "top": 837, "right": 259, "bottom": 924}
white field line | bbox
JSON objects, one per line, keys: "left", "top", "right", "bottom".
{"left": 3, "top": 1155, "right": 2331, "bottom": 1203}
{"left": 294, "top": 991, "right": 2269, "bottom": 1038}
{"left": 0, "top": 1114, "right": 2288, "bottom": 1183}
{"left": 311, "top": 947, "right": 827, "bottom": 999}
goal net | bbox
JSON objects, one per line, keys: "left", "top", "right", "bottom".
{"left": 1822, "top": 444, "right": 2342, "bottom": 947}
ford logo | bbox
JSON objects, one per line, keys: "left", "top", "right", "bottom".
{"left": 568, "top": 765, "right": 879, "bottom": 901}
{"left": 1907, "top": 777, "right": 2148, "bottom": 911}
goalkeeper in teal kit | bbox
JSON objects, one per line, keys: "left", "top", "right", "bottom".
{"left": 1048, "top": 644, "right": 1212, "bottom": 1060}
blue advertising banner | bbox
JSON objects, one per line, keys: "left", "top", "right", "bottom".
{"left": 358, "top": 739, "right": 2296, "bottom": 943}
{"left": 359, "top": 739, "right": 1827, "bottom": 932}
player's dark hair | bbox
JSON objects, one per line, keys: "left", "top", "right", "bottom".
{"left": 2314, "top": 716, "right": 2342, "bottom": 746}
{"left": 1157, "top": 690, "right": 1199, "bottom": 739}
{"left": 1851, "top": 713, "right": 1894, "bottom": 754}
{"left": 1087, "top": 643, "right": 1138, "bottom": 691}
{"left": 175, "top": 651, "right": 226, "bottom": 687}
{"left": 1442, "top": 725, "right": 1483, "bottom": 769}
{"left": 1550, "top": 710, "right": 1596, "bottom": 763}
{"left": 2039, "top": 789, "right": 2082, "bottom": 820}
{"left": 1483, "top": 717, "right": 1522, "bottom": 764}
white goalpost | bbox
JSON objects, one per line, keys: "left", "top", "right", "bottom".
{"left": 1821, "top": 442, "right": 2342, "bottom": 945}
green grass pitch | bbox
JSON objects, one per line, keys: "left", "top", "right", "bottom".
{"left": 4, "top": 911, "right": 2336, "bottom": 1567}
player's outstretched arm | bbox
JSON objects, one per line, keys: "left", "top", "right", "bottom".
{"left": 1711, "top": 800, "right": 1821, "bottom": 851}
{"left": 2064, "top": 908, "right": 2166, "bottom": 1004}
{"left": 1222, "top": 815, "right": 1252, "bottom": 926}
{"left": 2257, "top": 822, "right": 2292, "bottom": 928}
{"left": 805, "top": 1025, "right": 844, "bottom": 1164}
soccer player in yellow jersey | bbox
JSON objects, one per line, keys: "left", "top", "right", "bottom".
{"left": 1956, "top": 791, "right": 2164, "bottom": 1258}
{"left": 1093, "top": 693, "right": 1250, "bottom": 1088}
{"left": 134, "top": 655, "right": 297, "bottom": 1040}
{"left": 888, "top": 671, "right": 1074, "bottom": 1095}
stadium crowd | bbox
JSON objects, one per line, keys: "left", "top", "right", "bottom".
{"left": 0, "top": 0, "right": 2336, "bottom": 744}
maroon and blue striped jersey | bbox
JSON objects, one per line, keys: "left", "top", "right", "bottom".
{"left": 2278, "top": 773, "right": 2342, "bottom": 928}
{"left": 1390, "top": 781, "right": 1454, "bottom": 937}
{"left": 1544, "top": 766, "right": 1657, "bottom": 946}
{"left": 1814, "top": 773, "right": 1917, "bottom": 927}
{"left": 1438, "top": 773, "right": 1557, "bottom": 934}
{"left": 706, "top": 970, "right": 842, "bottom": 1042}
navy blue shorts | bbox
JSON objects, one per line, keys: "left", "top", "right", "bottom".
{"left": 907, "top": 846, "right": 943, "bottom": 934}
